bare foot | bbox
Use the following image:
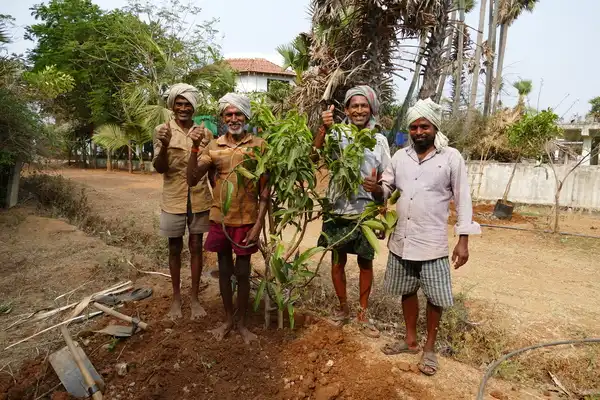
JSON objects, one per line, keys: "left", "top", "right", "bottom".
{"left": 190, "top": 300, "right": 207, "bottom": 320}
{"left": 167, "top": 298, "right": 183, "bottom": 320}
{"left": 238, "top": 325, "right": 257, "bottom": 344}
{"left": 209, "top": 321, "right": 233, "bottom": 341}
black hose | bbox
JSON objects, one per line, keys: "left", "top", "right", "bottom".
{"left": 477, "top": 338, "right": 600, "bottom": 400}
{"left": 480, "top": 223, "right": 600, "bottom": 239}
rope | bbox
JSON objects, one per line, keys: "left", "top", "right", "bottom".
{"left": 477, "top": 338, "right": 600, "bottom": 400}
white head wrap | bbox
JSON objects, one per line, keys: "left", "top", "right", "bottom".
{"left": 406, "top": 98, "right": 449, "bottom": 149}
{"left": 166, "top": 83, "right": 200, "bottom": 111}
{"left": 218, "top": 93, "right": 252, "bottom": 119}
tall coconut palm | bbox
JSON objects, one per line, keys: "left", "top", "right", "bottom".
{"left": 464, "top": 0, "right": 488, "bottom": 134}
{"left": 483, "top": 0, "right": 500, "bottom": 117}
{"left": 419, "top": 0, "right": 454, "bottom": 100}
{"left": 491, "top": 0, "right": 537, "bottom": 112}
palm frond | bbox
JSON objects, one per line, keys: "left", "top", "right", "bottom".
{"left": 92, "top": 124, "right": 130, "bottom": 151}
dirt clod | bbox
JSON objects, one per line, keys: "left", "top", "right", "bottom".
{"left": 397, "top": 361, "right": 411, "bottom": 372}
{"left": 490, "top": 389, "right": 509, "bottom": 400}
{"left": 315, "top": 383, "right": 342, "bottom": 400}
{"left": 115, "top": 362, "right": 128, "bottom": 377}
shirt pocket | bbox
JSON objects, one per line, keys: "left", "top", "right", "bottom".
{"left": 425, "top": 162, "right": 451, "bottom": 192}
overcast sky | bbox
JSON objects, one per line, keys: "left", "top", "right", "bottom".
{"left": 3, "top": 0, "right": 598, "bottom": 118}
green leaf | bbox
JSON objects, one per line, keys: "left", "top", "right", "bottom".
{"left": 222, "top": 180, "right": 234, "bottom": 216}
{"left": 270, "top": 257, "right": 288, "bottom": 284}
{"left": 293, "top": 246, "right": 325, "bottom": 268}
{"left": 271, "top": 284, "right": 284, "bottom": 309}
{"left": 252, "top": 279, "right": 267, "bottom": 312}
{"left": 360, "top": 225, "right": 380, "bottom": 254}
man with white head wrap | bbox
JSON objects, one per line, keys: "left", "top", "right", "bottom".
{"left": 187, "top": 92, "right": 268, "bottom": 344}
{"left": 313, "top": 85, "right": 391, "bottom": 338}
{"left": 364, "top": 97, "right": 481, "bottom": 376}
{"left": 153, "top": 83, "right": 213, "bottom": 321}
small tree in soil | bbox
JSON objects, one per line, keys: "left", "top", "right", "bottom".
{"left": 222, "top": 100, "right": 397, "bottom": 329}
{"left": 545, "top": 141, "right": 600, "bottom": 233}
{"left": 501, "top": 109, "right": 562, "bottom": 204}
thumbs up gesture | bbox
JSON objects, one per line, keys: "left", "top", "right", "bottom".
{"left": 189, "top": 122, "right": 212, "bottom": 147}
{"left": 322, "top": 104, "right": 335, "bottom": 128}
{"left": 363, "top": 168, "right": 381, "bottom": 193}
{"left": 157, "top": 122, "right": 172, "bottom": 147}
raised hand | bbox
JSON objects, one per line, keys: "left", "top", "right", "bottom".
{"left": 363, "top": 168, "right": 380, "bottom": 193}
{"left": 189, "top": 122, "right": 209, "bottom": 147}
{"left": 322, "top": 104, "right": 335, "bottom": 128}
{"left": 157, "top": 122, "right": 172, "bottom": 147}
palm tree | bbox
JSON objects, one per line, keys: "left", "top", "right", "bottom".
{"left": 451, "top": 0, "right": 466, "bottom": 116}
{"left": 93, "top": 86, "right": 169, "bottom": 172}
{"left": 491, "top": 0, "right": 537, "bottom": 112}
{"left": 464, "top": 0, "right": 487, "bottom": 134}
{"left": 513, "top": 79, "right": 532, "bottom": 110}
{"left": 292, "top": 0, "right": 444, "bottom": 127}
{"left": 419, "top": 0, "right": 454, "bottom": 100}
{"left": 277, "top": 34, "right": 311, "bottom": 83}
{"left": 483, "top": 0, "right": 500, "bottom": 117}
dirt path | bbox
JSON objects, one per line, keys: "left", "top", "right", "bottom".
{"left": 58, "top": 168, "right": 600, "bottom": 336}
{"left": 0, "top": 211, "right": 544, "bottom": 400}
{"left": 2, "top": 168, "right": 599, "bottom": 399}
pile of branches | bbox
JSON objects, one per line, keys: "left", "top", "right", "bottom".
{"left": 290, "top": 0, "right": 443, "bottom": 128}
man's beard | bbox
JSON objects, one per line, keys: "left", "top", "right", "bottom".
{"left": 412, "top": 134, "right": 435, "bottom": 153}
{"left": 228, "top": 125, "right": 244, "bottom": 136}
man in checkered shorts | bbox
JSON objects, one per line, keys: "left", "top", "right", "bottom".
{"left": 363, "top": 98, "right": 480, "bottom": 376}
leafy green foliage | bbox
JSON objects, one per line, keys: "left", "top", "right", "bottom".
{"left": 23, "top": 65, "right": 75, "bottom": 99}
{"left": 506, "top": 109, "right": 562, "bottom": 158}
{"left": 589, "top": 97, "right": 600, "bottom": 121}
{"left": 322, "top": 124, "right": 377, "bottom": 202}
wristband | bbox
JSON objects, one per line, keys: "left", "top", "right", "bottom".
{"left": 191, "top": 146, "right": 200, "bottom": 153}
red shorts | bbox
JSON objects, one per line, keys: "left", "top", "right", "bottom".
{"left": 204, "top": 222, "right": 259, "bottom": 256}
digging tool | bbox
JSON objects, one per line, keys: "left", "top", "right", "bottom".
{"left": 52, "top": 326, "right": 104, "bottom": 399}
{"left": 92, "top": 302, "right": 149, "bottom": 330}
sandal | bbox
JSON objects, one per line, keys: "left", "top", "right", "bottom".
{"left": 359, "top": 322, "right": 381, "bottom": 338}
{"left": 418, "top": 351, "right": 438, "bottom": 376}
{"left": 95, "top": 288, "right": 153, "bottom": 306}
{"left": 381, "top": 341, "right": 420, "bottom": 355}
{"left": 328, "top": 309, "right": 350, "bottom": 326}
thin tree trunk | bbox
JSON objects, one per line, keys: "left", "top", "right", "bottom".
{"left": 395, "top": 34, "right": 427, "bottom": 132}
{"left": 502, "top": 159, "right": 518, "bottom": 202}
{"left": 492, "top": 23, "right": 508, "bottom": 112}
{"left": 452, "top": 0, "right": 466, "bottom": 117}
{"left": 434, "top": 10, "right": 457, "bottom": 103}
{"left": 107, "top": 150, "right": 112, "bottom": 172}
{"left": 464, "top": 0, "right": 487, "bottom": 135}
{"left": 419, "top": 0, "right": 452, "bottom": 100}
{"left": 128, "top": 145, "right": 133, "bottom": 174}
{"left": 483, "top": 0, "right": 500, "bottom": 117}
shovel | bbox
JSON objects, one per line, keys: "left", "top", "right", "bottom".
{"left": 49, "top": 326, "right": 104, "bottom": 399}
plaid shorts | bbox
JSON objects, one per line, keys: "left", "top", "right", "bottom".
{"left": 383, "top": 253, "right": 454, "bottom": 307}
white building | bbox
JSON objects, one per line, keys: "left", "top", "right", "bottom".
{"left": 226, "top": 58, "right": 295, "bottom": 93}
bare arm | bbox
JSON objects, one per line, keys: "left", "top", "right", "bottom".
{"left": 187, "top": 123, "right": 213, "bottom": 187}
{"left": 153, "top": 145, "right": 169, "bottom": 174}
{"left": 243, "top": 173, "right": 271, "bottom": 244}
{"left": 186, "top": 145, "right": 211, "bottom": 187}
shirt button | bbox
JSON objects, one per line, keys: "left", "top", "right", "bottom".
{"left": 414, "top": 178, "right": 417, "bottom": 180}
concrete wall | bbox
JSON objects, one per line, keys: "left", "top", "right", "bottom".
{"left": 468, "top": 162, "right": 600, "bottom": 209}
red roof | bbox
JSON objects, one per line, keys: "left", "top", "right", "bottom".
{"left": 226, "top": 58, "right": 295, "bottom": 77}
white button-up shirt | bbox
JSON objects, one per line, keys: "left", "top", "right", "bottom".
{"left": 381, "top": 145, "right": 481, "bottom": 261}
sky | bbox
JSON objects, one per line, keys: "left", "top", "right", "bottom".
{"left": 3, "top": 0, "right": 599, "bottom": 119}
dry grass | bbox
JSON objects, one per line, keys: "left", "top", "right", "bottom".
{"left": 300, "top": 273, "right": 600, "bottom": 391}
{"left": 19, "top": 173, "right": 168, "bottom": 267}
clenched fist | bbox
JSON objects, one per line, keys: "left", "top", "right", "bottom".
{"left": 189, "top": 122, "right": 212, "bottom": 147}
{"left": 322, "top": 104, "right": 335, "bottom": 128}
{"left": 156, "top": 123, "right": 172, "bottom": 147}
